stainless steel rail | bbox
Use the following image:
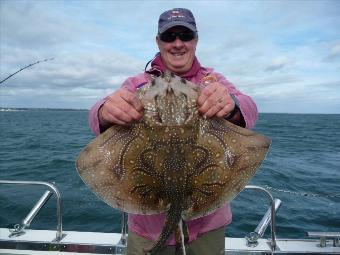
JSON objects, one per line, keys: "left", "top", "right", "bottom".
{"left": 0, "top": 181, "right": 279, "bottom": 250}
{"left": 307, "top": 231, "right": 340, "bottom": 247}
{"left": 120, "top": 212, "right": 127, "bottom": 245}
{"left": 115, "top": 212, "right": 128, "bottom": 254}
{"left": 244, "top": 185, "right": 279, "bottom": 251}
{"left": 8, "top": 190, "right": 53, "bottom": 238}
{"left": 0, "top": 180, "right": 63, "bottom": 242}
{"left": 23, "top": 190, "right": 53, "bottom": 229}
{"left": 255, "top": 198, "right": 282, "bottom": 238}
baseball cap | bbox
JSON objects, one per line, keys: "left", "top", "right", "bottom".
{"left": 158, "top": 8, "right": 197, "bottom": 34}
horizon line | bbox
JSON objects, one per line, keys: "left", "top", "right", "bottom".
{"left": 1, "top": 107, "right": 339, "bottom": 115}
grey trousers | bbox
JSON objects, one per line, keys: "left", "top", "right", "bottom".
{"left": 125, "top": 226, "right": 226, "bottom": 255}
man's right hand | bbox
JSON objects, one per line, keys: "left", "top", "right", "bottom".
{"left": 99, "top": 88, "right": 144, "bottom": 126}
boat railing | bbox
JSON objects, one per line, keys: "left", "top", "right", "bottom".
{"left": 0, "top": 180, "right": 63, "bottom": 242}
{"left": 116, "top": 212, "right": 128, "bottom": 254}
{"left": 0, "top": 180, "right": 281, "bottom": 251}
{"left": 307, "top": 231, "right": 340, "bottom": 247}
{"left": 244, "top": 185, "right": 281, "bottom": 251}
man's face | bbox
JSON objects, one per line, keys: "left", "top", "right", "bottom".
{"left": 156, "top": 26, "right": 198, "bottom": 75}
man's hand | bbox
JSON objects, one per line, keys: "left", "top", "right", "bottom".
{"left": 197, "top": 82, "right": 235, "bottom": 118}
{"left": 99, "top": 88, "right": 144, "bottom": 126}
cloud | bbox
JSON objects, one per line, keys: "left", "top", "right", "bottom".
{"left": 1, "top": 1, "right": 340, "bottom": 113}
{"left": 0, "top": 49, "right": 144, "bottom": 109}
{"left": 2, "top": 50, "right": 143, "bottom": 86}
{"left": 325, "top": 42, "right": 340, "bottom": 62}
{"left": 265, "top": 56, "right": 290, "bottom": 72}
{"left": 1, "top": 2, "right": 79, "bottom": 49}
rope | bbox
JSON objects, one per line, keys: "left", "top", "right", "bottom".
{"left": 264, "top": 185, "right": 340, "bottom": 198}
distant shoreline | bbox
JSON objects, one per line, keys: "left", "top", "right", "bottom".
{"left": 0, "top": 107, "right": 88, "bottom": 112}
{"left": 0, "top": 107, "right": 339, "bottom": 115}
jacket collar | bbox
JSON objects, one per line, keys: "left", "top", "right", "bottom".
{"left": 146, "top": 53, "right": 202, "bottom": 79}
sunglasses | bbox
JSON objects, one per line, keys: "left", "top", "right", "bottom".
{"left": 159, "top": 31, "right": 197, "bottom": 43}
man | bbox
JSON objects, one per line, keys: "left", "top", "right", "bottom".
{"left": 89, "top": 8, "right": 258, "bottom": 255}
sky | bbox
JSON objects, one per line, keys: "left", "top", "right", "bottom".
{"left": 0, "top": 0, "right": 339, "bottom": 113}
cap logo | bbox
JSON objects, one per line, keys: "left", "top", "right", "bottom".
{"left": 168, "top": 10, "right": 185, "bottom": 20}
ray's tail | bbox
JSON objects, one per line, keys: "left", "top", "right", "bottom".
{"left": 144, "top": 203, "right": 183, "bottom": 255}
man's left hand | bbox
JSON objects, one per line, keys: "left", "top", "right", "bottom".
{"left": 197, "top": 82, "right": 235, "bottom": 118}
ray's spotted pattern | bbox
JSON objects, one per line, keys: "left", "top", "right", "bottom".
{"left": 76, "top": 71, "right": 271, "bottom": 255}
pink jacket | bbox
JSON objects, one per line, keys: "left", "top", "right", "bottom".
{"left": 88, "top": 55, "right": 258, "bottom": 245}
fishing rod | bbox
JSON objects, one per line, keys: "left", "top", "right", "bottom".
{"left": 0, "top": 57, "right": 54, "bottom": 85}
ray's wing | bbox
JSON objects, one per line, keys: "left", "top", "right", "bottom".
{"left": 76, "top": 123, "right": 168, "bottom": 214}
{"left": 182, "top": 118, "right": 271, "bottom": 220}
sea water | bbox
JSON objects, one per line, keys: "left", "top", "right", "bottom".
{"left": 0, "top": 109, "right": 339, "bottom": 238}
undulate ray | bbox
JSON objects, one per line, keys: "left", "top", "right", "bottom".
{"left": 76, "top": 71, "right": 271, "bottom": 255}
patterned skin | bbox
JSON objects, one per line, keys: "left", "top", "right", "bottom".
{"left": 76, "top": 71, "right": 271, "bottom": 255}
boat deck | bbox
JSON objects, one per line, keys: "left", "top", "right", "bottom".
{"left": 1, "top": 228, "right": 340, "bottom": 255}
{"left": 1, "top": 181, "right": 339, "bottom": 254}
